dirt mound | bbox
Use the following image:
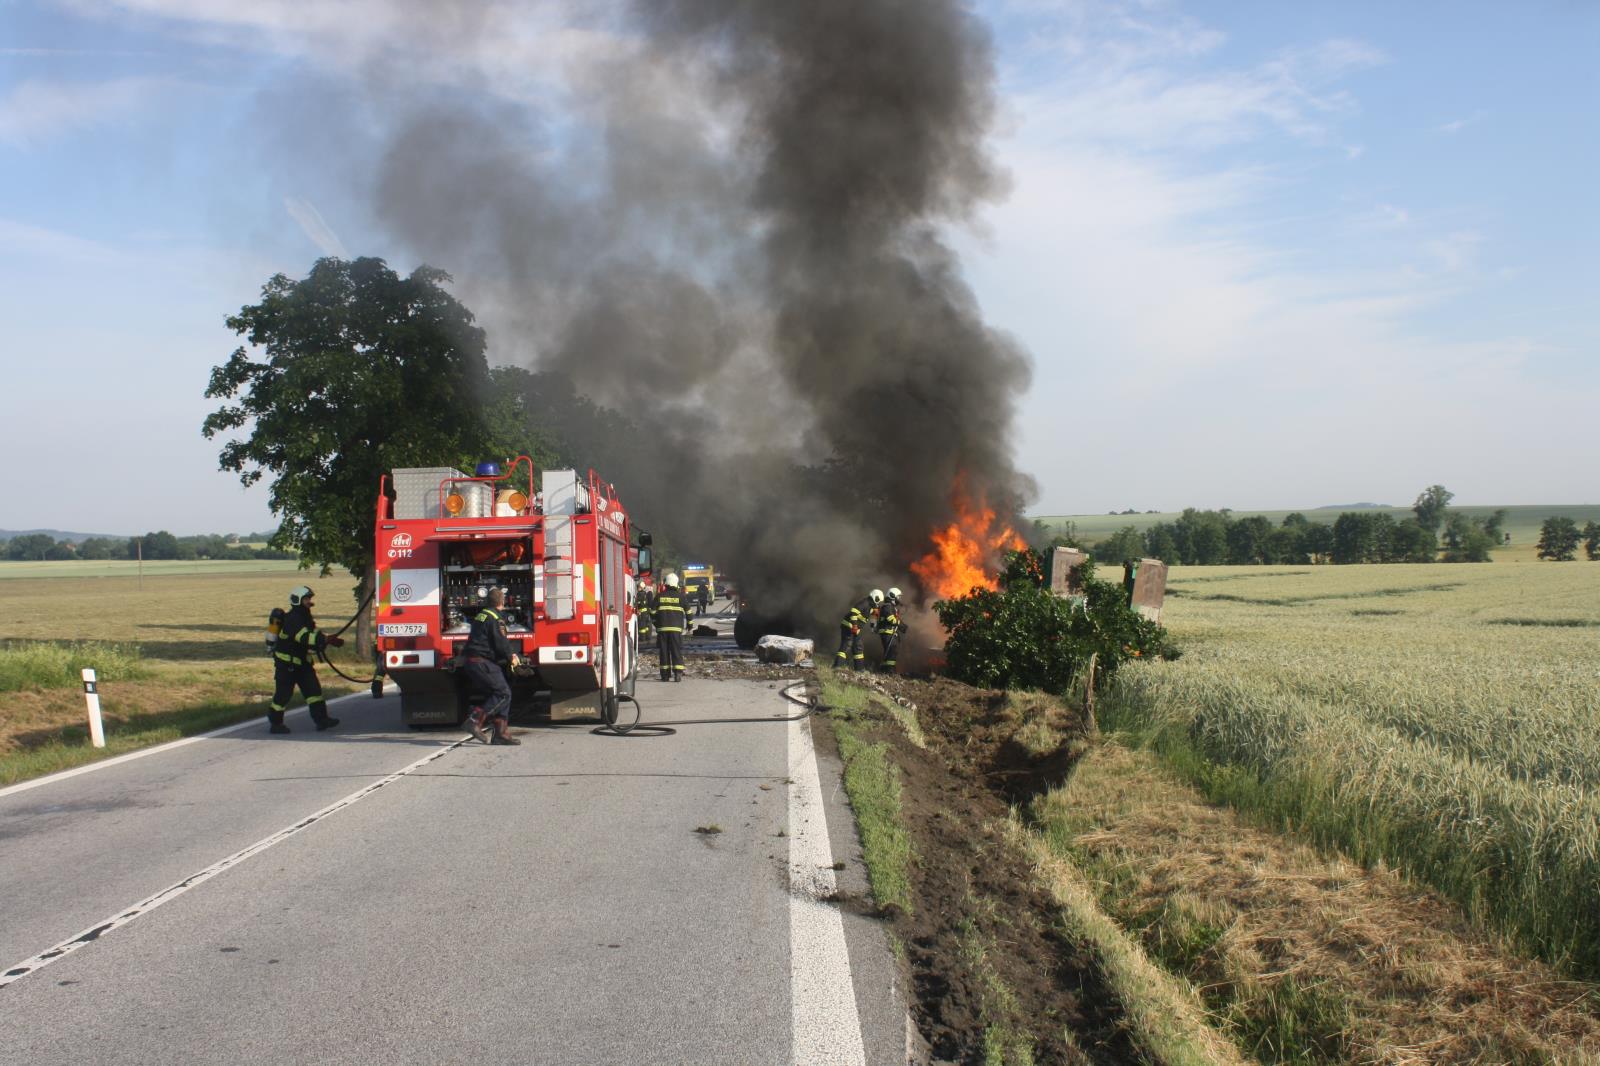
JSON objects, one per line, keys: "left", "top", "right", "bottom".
{"left": 818, "top": 674, "right": 1133, "bottom": 1064}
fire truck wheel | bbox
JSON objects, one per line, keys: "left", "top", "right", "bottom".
{"left": 602, "top": 634, "right": 622, "bottom": 727}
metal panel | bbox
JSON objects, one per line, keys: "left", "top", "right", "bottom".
{"left": 391, "top": 467, "right": 465, "bottom": 519}
{"left": 541, "top": 469, "right": 591, "bottom": 516}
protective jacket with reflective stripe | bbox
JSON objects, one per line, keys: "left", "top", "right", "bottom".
{"left": 274, "top": 604, "right": 325, "bottom": 664}
{"left": 462, "top": 606, "right": 514, "bottom": 663}
{"left": 651, "top": 590, "right": 687, "bottom": 633}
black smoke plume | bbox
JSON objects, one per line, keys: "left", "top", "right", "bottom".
{"left": 362, "top": 0, "right": 1036, "bottom": 633}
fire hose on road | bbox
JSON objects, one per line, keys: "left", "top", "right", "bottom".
{"left": 593, "top": 680, "right": 823, "bottom": 738}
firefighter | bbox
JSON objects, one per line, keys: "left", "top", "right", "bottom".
{"left": 268, "top": 586, "right": 341, "bottom": 734}
{"left": 833, "top": 588, "right": 883, "bottom": 671}
{"left": 652, "top": 572, "right": 688, "bottom": 681}
{"left": 461, "top": 588, "right": 522, "bottom": 746}
{"left": 635, "top": 579, "right": 656, "bottom": 644}
{"left": 694, "top": 582, "right": 710, "bottom": 618}
{"left": 876, "top": 586, "right": 904, "bottom": 673}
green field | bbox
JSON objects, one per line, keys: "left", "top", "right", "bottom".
{"left": 1034, "top": 504, "right": 1600, "bottom": 550}
{"left": 0, "top": 563, "right": 366, "bottom": 784}
{"left": 0, "top": 559, "right": 304, "bottom": 579}
{"left": 1100, "top": 558, "right": 1600, "bottom": 976}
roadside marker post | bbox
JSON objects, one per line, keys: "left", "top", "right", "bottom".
{"left": 82, "top": 668, "right": 105, "bottom": 748}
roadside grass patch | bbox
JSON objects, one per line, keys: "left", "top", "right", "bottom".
{"left": 0, "top": 689, "right": 347, "bottom": 787}
{"left": 821, "top": 675, "right": 914, "bottom": 916}
{"left": 956, "top": 903, "right": 1036, "bottom": 1066}
{"left": 0, "top": 641, "right": 152, "bottom": 692}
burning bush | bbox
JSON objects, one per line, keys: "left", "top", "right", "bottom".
{"left": 933, "top": 548, "right": 1170, "bottom": 695}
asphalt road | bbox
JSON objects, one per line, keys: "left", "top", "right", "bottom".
{"left": 0, "top": 627, "right": 909, "bottom": 1063}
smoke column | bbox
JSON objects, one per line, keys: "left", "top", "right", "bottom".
{"left": 362, "top": 0, "right": 1036, "bottom": 632}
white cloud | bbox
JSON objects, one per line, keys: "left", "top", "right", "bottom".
{"left": 1437, "top": 111, "right": 1487, "bottom": 135}
{"left": 967, "top": 5, "right": 1593, "bottom": 511}
{"left": 0, "top": 76, "right": 177, "bottom": 147}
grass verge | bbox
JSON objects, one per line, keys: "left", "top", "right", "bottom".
{"left": 1008, "top": 818, "right": 1249, "bottom": 1066}
{"left": 0, "top": 687, "right": 354, "bottom": 787}
{"left": 819, "top": 674, "right": 914, "bottom": 915}
{"left": 0, "top": 640, "right": 153, "bottom": 692}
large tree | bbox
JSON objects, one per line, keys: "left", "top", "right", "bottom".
{"left": 203, "top": 257, "right": 497, "bottom": 654}
{"left": 1413, "top": 484, "right": 1454, "bottom": 533}
{"left": 1536, "top": 517, "right": 1581, "bottom": 561}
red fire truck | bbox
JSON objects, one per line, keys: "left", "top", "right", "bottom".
{"left": 372, "top": 457, "right": 652, "bottom": 726}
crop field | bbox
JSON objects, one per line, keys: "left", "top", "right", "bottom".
{"left": 1100, "top": 558, "right": 1600, "bottom": 976}
{"left": 1035, "top": 503, "right": 1600, "bottom": 552}
{"left": 0, "top": 562, "right": 365, "bottom": 783}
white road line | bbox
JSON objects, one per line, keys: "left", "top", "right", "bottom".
{"left": 788, "top": 711, "right": 867, "bottom": 1066}
{"left": 0, "top": 687, "right": 392, "bottom": 801}
{"left": 0, "top": 734, "right": 464, "bottom": 991}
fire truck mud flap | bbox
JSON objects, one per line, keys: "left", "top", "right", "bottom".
{"left": 396, "top": 670, "right": 467, "bottom": 727}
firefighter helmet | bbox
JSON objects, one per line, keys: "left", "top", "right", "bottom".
{"left": 665, "top": 572, "right": 680, "bottom": 588}
{"left": 870, "top": 589, "right": 885, "bottom": 605}
{"left": 887, "top": 587, "right": 902, "bottom": 602}
{"left": 289, "top": 585, "right": 314, "bottom": 607}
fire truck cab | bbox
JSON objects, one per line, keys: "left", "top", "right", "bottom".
{"left": 373, "top": 458, "right": 650, "bottom": 726}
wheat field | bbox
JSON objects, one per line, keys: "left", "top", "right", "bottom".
{"left": 1102, "top": 559, "right": 1600, "bottom": 975}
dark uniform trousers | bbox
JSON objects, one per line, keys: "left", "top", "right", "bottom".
{"left": 834, "top": 596, "right": 874, "bottom": 669}
{"left": 464, "top": 657, "right": 513, "bottom": 721}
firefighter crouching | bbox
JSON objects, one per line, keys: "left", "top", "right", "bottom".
{"left": 652, "top": 573, "right": 688, "bottom": 681}
{"left": 462, "top": 588, "right": 522, "bottom": 746}
{"left": 834, "top": 588, "right": 884, "bottom": 671}
{"left": 268, "top": 585, "right": 341, "bottom": 734}
{"left": 876, "top": 587, "right": 904, "bottom": 673}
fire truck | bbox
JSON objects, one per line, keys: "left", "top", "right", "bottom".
{"left": 372, "top": 457, "right": 652, "bottom": 726}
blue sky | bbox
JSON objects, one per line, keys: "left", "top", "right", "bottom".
{"left": 2, "top": 0, "right": 1595, "bottom": 534}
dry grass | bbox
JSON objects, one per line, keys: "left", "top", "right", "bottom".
{"left": 0, "top": 564, "right": 365, "bottom": 779}
{"left": 1037, "top": 741, "right": 1600, "bottom": 1063}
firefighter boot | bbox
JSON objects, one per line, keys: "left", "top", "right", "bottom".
{"left": 268, "top": 711, "right": 290, "bottom": 735}
{"left": 490, "top": 718, "right": 521, "bottom": 746}
{"left": 311, "top": 708, "right": 340, "bottom": 731}
{"left": 464, "top": 707, "right": 489, "bottom": 744}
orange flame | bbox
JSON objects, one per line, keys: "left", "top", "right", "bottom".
{"left": 911, "top": 477, "right": 1026, "bottom": 600}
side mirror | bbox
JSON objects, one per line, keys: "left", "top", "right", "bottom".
{"left": 637, "top": 547, "right": 653, "bottom": 574}
{"left": 637, "top": 530, "right": 653, "bottom": 548}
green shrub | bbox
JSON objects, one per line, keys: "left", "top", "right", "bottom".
{"left": 935, "top": 550, "right": 1170, "bottom": 695}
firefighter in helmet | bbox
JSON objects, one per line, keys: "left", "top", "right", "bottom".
{"left": 268, "top": 586, "right": 341, "bottom": 734}
{"left": 876, "top": 587, "right": 905, "bottom": 673}
{"left": 652, "top": 572, "right": 688, "bottom": 681}
{"left": 462, "top": 587, "right": 521, "bottom": 746}
{"left": 834, "top": 588, "right": 883, "bottom": 671}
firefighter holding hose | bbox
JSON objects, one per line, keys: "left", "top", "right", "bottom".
{"left": 834, "top": 588, "right": 883, "bottom": 671}
{"left": 267, "top": 586, "right": 341, "bottom": 734}
{"left": 652, "top": 573, "right": 688, "bottom": 681}
{"left": 876, "top": 587, "right": 904, "bottom": 673}
{"left": 462, "top": 588, "right": 521, "bottom": 746}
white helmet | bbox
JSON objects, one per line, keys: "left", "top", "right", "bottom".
{"left": 887, "top": 587, "right": 902, "bottom": 602}
{"left": 289, "top": 585, "right": 314, "bottom": 607}
{"left": 665, "top": 572, "right": 680, "bottom": 588}
{"left": 869, "top": 588, "right": 884, "bottom": 604}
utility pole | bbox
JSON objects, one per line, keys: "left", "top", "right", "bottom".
{"left": 136, "top": 537, "right": 143, "bottom": 590}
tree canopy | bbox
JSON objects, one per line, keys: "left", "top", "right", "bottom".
{"left": 203, "top": 257, "right": 499, "bottom": 639}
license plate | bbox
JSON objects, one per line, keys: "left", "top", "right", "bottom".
{"left": 378, "top": 623, "right": 428, "bottom": 636}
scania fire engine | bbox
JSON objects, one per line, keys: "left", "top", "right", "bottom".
{"left": 372, "top": 457, "right": 652, "bottom": 726}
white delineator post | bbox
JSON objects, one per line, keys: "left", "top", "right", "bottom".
{"left": 82, "top": 668, "right": 105, "bottom": 748}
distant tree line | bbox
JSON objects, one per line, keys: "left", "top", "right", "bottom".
{"left": 1537, "top": 518, "right": 1600, "bottom": 562}
{"left": 0, "top": 531, "right": 296, "bottom": 563}
{"left": 1070, "top": 486, "right": 1524, "bottom": 566}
